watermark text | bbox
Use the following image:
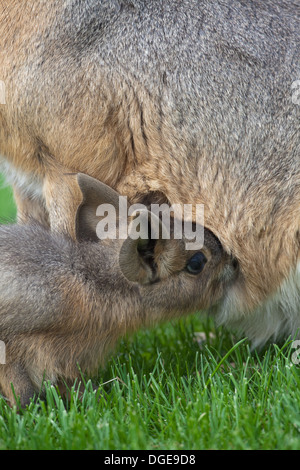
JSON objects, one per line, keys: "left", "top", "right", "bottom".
{"left": 291, "top": 340, "right": 300, "bottom": 365}
{"left": 95, "top": 198, "right": 205, "bottom": 250}
{"left": 0, "top": 341, "right": 5, "bottom": 365}
{"left": 0, "top": 80, "right": 5, "bottom": 105}
{"left": 292, "top": 79, "right": 300, "bottom": 105}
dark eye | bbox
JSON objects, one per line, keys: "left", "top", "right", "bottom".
{"left": 186, "top": 252, "right": 207, "bottom": 275}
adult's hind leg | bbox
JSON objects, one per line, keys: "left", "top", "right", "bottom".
{"left": 0, "top": 362, "right": 36, "bottom": 408}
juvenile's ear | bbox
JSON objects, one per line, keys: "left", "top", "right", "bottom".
{"left": 76, "top": 173, "right": 121, "bottom": 242}
{"left": 119, "top": 211, "right": 186, "bottom": 284}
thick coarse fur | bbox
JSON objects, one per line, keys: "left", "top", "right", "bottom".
{"left": 0, "top": 1, "right": 299, "bottom": 346}
{"left": 0, "top": 174, "right": 235, "bottom": 406}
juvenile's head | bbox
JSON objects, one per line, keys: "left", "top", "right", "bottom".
{"left": 74, "top": 173, "right": 237, "bottom": 316}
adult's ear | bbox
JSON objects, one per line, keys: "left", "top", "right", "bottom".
{"left": 76, "top": 173, "right": 121, "bottom": 242}
{"left": 119, "top": 210, "right": 187, "bottom": 284}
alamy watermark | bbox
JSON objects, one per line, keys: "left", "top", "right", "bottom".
{"left": 292, "top": 80, "right": 300, "bottom": 105}
{"left": 0, "top": 341, "right": 5, "bottom": 365}
{"left": 0, "top": 80, "right": 5, "bottom": 105}
{"left": 291, "top": 340, "right": 300, "bottom": 365}
{"left": 95, "top": 198, "right": 205, "bottom": 250}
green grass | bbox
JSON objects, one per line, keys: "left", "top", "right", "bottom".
{"left": 0, "top": 174, "right": 16, "bottom": 223}
{"left": 0, "top": 178, "right": 300, "bottom": 450}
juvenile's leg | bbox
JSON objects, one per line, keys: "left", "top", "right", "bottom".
{"left": 13, "top": 187, "right": 49, "bottom": 227}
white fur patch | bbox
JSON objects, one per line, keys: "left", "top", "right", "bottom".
{"left": 0, "top": 157, "right": 43, "bottom": 200}
{"left": 217, "top": 263, "right": 300, "bottom": 348}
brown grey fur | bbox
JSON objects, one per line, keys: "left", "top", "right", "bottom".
{"left": 0, "top": 174, "right": 234, "bottom": 406}
{"left": 0, "top": 1, "right": 299, "bottom": 366}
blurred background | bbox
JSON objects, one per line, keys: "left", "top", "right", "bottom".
{"left": 0, "top": 174, "right": 16, "bottom": 223}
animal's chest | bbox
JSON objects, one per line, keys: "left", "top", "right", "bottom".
{"left": 219, "top": 263, "right": 300, "bottom": 348}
